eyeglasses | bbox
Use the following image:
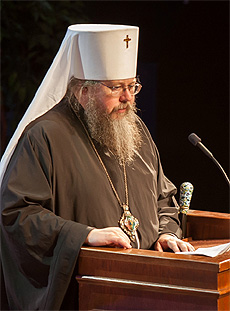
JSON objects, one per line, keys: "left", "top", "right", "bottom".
{"left": 98, "top": 81, "right": 142, "bottom": 97}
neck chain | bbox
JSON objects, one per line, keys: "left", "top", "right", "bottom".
{"left": 76, "top": 112, "right": 139, "bottom": 243}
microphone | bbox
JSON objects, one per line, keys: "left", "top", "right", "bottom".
{"left": 179, "top": 182, "right": 194, "bottom": 239}
{"left": 188, "top": 133, "right": 230, "bottom": 186}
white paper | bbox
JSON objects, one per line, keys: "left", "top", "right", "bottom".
{"left": 176, "top": 242, "right": 230, "bottom": 257}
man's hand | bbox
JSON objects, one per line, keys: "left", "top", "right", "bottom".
{"left": 154, "top": 234, "right": 195, "bottom": 253}
{"left": 85, "top": 227, "right": 132, "bottom": 249}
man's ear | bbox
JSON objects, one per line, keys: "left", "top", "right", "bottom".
{"left": 81, "top": 86, "right": 88, "bottom": 95}
{"left": 74, "top": 86, "right": 88, "bottom": 98}
{"left": 74, "top": 86, "right": 88, "bottom": 109}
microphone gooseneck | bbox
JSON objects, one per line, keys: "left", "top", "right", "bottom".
{"left": 188, "top": 133, "right": 230, "bottom": 186}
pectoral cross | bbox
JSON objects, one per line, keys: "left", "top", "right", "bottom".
{"left": 124, "top": 35, "right": 131, "bottom": 49}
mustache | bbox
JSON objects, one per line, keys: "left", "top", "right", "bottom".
{"left": 112, "top": 102, "right": 134, "bottom": 112}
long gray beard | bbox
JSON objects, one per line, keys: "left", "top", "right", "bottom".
{"left": 84, "top": 100, "right": 142, "bottom": 165}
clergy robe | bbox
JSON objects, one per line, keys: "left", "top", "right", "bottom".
{"left": 1, "top": 99, "right": 181, "bottom": 310}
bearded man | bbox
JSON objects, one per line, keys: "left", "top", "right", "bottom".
{"left": 0, "top": 24, "right": 194, "bottom": 310}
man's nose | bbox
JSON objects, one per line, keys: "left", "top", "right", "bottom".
{"left": 119, "top": 88, "right": 133, "bottom": 101}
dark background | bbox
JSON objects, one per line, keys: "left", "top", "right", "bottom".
{"left": 1, "top": 1, "right": 229, "bottom": 213}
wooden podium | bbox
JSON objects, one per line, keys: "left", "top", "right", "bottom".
{"left": 76, "top": 210, "right": 230, "bottom": 310}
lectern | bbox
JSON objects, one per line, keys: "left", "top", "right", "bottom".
{"left": 76, "top": 210, "right": 230, "bottom": 310}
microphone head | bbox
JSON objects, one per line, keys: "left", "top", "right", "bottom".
{"left": 179, "top": 182, "right": 194, "bottom": 213}
{"left": 188, "top": 133, "right": 201, "bottom": 146}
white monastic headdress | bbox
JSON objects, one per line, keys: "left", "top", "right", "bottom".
{"left": 0, "top": 24, "right": 139, "bottom": 183}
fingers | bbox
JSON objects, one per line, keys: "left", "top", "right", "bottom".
{"left": 155, "top": 234, "right": 195, "bottom": 253}
{"left": 166, "top": 239, "right": 181, "bottom": 253}
{"left": 85, "top": 227, "right": 132, "bottom": 249}
{"left": 179, "top": 240, "right": 195, "bottom": 252}
{"left": 167, "top": 238, "right": 195, "bottom": 253}
{"left": 154, "top": 241, "right": 163, "bottom": 252}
